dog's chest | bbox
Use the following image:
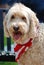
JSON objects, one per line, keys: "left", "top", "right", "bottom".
{"left": 18, "top": 39, "right": 44, "bottom": 65}
{"left": 14, "top": 38, "right": 32, "bottom": 62}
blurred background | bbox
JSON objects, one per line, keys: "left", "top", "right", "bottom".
{"left": 0, "top": 0, "right": 44, "bottom": 65}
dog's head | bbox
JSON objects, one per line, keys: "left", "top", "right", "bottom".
{"left": 3, "top": 3, "right": 39, "bottom": 44}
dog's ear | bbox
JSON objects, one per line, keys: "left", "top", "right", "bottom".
{"left": 21, "top": 4, "right": 39, "bottom": 38}
{"left": 28, "top": 9, "right": 39, "bottom": 38}
{"left": 3, "top": 14, "right": 10, "bottom": 38}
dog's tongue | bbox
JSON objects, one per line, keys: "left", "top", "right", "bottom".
{"left": 14, "top": 32, "right": 22, "bottom": 40}
{"left": 14, "top": 34, "right": 20, "bottom": 40}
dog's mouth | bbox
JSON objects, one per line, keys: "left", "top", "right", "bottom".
{"left": 13, "top": 31, "right": 22, "bottom": 40}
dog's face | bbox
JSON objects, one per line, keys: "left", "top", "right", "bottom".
{"left": 3, "top": 3, "right": 39, "bottom": 44}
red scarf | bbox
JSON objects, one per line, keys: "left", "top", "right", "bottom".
{"left": 14, "top": 38, "right": 32, "bottom": 62}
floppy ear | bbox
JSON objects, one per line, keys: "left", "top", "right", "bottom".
{"left": 20, "top": 4, "right": 39, "bottom": 38}
{"left": 28, "top": 10, "right": 39, "bottom": 38}
{"left": 3, "top": 14, "right": 10, "bottom": 38}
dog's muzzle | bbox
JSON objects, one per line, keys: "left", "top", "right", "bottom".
{"left": 13, "top": 26, "right": 22, "bottom": 40}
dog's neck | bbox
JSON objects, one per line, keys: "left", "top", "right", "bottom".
{"left": 23, "top": 38, "right": 32, "bottom": 44}
{"left": 14, "top": 38, "right": 33, "bottom": 62}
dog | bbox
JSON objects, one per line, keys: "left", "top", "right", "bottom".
{"left": 3, "top": 3, "right": 44, "bottom": 65}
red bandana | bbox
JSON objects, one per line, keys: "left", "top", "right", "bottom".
{"left": 14, "top": 38, "right": 32, "bottom": 62}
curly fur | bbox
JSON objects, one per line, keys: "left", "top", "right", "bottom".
{"left": 3, "top": 3, "right": 44, "bottom": 65}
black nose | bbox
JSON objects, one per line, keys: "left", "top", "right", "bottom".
{"left": 13, "top": 26, "right": 19, "bottom": 31}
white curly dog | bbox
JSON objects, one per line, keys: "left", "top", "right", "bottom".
{"left": 3, "top": 3, "right": 44, "bottom": 65}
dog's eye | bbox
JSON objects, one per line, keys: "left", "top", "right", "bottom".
{"left": 22, "top": 16, "right": 26, "bottom": 20}
{"left": 22, "top": 16, "right": 26, "bottom": 22}
{"left": 11, "top": 15, "right": 15, "bottom": 19}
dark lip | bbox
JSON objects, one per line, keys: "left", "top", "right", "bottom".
{"left": 13, "top": 31, "right": 22, "bottom": 35}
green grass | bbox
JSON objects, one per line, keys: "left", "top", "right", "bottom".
{"left": 4, "top": 36, "right": 7, "bottom": 46}
{"left": 1, "top": 36, "right": 18, "bottom": 65}
{"left": 0, "top": 62, "right": 18, "bottom": 65}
